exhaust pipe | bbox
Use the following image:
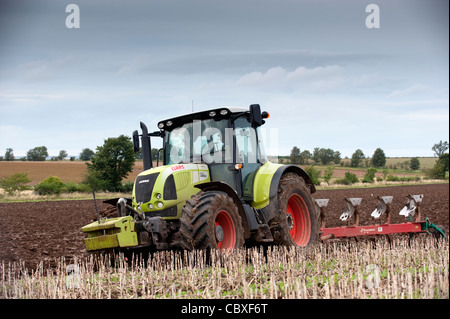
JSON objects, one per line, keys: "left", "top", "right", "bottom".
{"left": 140, "top": 122, "right": 153, "bottom": 171}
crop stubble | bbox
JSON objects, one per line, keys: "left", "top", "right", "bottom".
{"left": 0, "top": 183, "right": 448, "bottom": 299}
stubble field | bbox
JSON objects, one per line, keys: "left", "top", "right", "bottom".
{"left": 0, "top": 183, "right": 448, "bottom": 299}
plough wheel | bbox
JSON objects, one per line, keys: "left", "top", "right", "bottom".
{"left": 271, "top": 173, "right": 320, "bottom": 247}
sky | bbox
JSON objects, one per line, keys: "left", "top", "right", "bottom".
{"left": 0, "top": 0, "right": 448, "bottom": 159}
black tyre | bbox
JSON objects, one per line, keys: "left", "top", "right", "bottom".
{"left": 179, "top": 191, "right": 244, "bottom": 251}
{"left": 270, "top": 173, "right": 320, "bottom": 247}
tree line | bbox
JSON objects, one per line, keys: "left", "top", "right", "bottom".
{"left": 286, "top": 141, "right": 448, "bottom": 171}
{"left": 287, "top": 146, "right": 392, "bottom": 168}
{"left": 0, "top": 146, "right": 85, "bottom": 162}
{"left": 1, "top": 139, "right": 448, "bottom": 195}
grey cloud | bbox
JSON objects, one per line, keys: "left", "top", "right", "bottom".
{"left": 116, "top": 50, "right": 390, "bottom": 76}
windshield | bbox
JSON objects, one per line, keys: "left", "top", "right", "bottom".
{"left": 165, "top": 119, "right": 233, "bottom": 164}
{"left": 164, "top": 116, "right": 267, "bottom": 165}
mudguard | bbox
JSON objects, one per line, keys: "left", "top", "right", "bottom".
{"left": 252, "top": 162, "right": 315, "bottom": 210}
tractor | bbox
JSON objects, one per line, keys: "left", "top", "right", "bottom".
{"left": 81, "top": 104, "right": 320, "bottom": 253}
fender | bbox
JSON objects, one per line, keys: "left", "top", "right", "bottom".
{"left": 195, "top": 181, "right": 252, "bottom": 239}
{"left": 269, "top": 164, "right": 316, "bottom": 197}
{"left": 252, "top": 162, "right": 316, "bottom": 210}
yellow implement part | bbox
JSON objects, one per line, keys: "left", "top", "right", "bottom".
{"left": 81, "top": 216, "right": 138, "bottom": 251}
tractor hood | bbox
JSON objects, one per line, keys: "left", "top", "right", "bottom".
{"left": 132, "top": 163, "right": 210, "bottom": 219}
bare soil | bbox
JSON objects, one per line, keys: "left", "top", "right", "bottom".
{"left": 0, "top": 184, "right": 448, "bottom": 270}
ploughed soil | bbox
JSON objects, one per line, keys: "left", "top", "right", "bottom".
{"left": 0, "top": 184, "right": 448, "bottom": 270}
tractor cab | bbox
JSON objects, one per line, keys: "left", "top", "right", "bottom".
{"left": 134, "top": 104, "right": 270, "bottom": 201}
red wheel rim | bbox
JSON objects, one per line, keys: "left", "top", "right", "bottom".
{"left": 215, "top": 210, "right": 236, "bottom": 250}
{"left": 286, "top": 194, "right": 311, "bottom": 246}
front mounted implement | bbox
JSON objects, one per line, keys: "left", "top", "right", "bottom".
{"left": 82, "top": 216, "right": 138, "bottom": 251}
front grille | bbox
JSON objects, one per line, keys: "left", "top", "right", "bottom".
{"left": 145, "top": 206, "right": 178, "bottom": 218}
{"left": 135, "top": 173, "right": 159, "bottom": 203}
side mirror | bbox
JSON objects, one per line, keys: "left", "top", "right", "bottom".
{"left": 132, "top": 130, "right": 140, "bottom": 153}
{"left": 250, "top": 104, "right": 263, "bottom": 127}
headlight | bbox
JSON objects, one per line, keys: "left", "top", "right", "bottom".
{"left": 156, "top": 193, "right": 162, "bottom": 199}
{"left": 157, "top": 202, "right": 164, "bottom": 209}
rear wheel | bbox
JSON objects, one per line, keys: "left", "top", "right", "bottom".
{"left": 270, "top": 173, "right": 320, "bottom": 247}
{"left": 180, "top": 191, "right": 244, "bottom": 252}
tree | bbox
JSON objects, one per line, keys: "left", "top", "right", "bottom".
{"left": 312, "top": 147, "right": 321, "bottom": 164}
{"left": 372, "top": 148, "right": 386, "bottom": 168}
{"left": 4, "top": 148, "right": 14, "bottom": 161}
{"left": 304, "top": 165, "right": 321, "bottom": 185}
{"left": 362, "top": 167, "right": 377, "bottom": 183}
{"left": 437, "top": 153, "right": 449, "bottom": 173}
{"left": 79, "top": 148, "right": 95, "bottom": 161}
{"left": 26, "top": 146, "right": 48, "bottom": 161}
{"left": 409, "top": 157, "right": 420, "bottom": 170}
{"left": 319, "top": 148, "right": 335, "bottom": 165}
{"left": 290, "top": 146, "right": 301, "bottom": 164}
{"left": 312, "top": 147, "right": 336, "bottom": 165}
{"left": 426, "top": 161, "right": 446, "bottom": 179}
{"left": 432, "top": 140, "right": 449, "bottom": 157}
{"left": 86, "top": 135, "right": 135, "bottom": 191}
{"left": 58, "top": 150, "right": 68, "bottom": 160}
{"left": 333, "top": 151, "right": 341, "bottom": 165}
{"left": 351, "top": 149, "right": 365, "bottom": 167}
{"left": 34, "top": 176, "right": 65, "bottom": 195}
{"left": 0, "top": 172, "right": 31, "bottom": 195}
{"left": 323, "top": 165, "right": 334, "bottom": 184}
{"left": 299, "top": 150, "right": 311, "bottom": 165}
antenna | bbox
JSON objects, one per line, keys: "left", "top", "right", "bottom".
{"left": 92, "top": 189, "right": 101, "bottom": 224}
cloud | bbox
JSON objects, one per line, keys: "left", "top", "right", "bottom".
{"left": 117, "top": 54, "right": 153, "bottom": 75}
{"left": 234, "top": 65, "right": 345, "bottom": 92}
{"left": 236, "top": 67, "right": 286, "bottom": 86}
{"left": 17, "top": 56, "right": 77, "bottom": 82}
{"left": 387, "top": 84, "right": 432, "bottom": 98}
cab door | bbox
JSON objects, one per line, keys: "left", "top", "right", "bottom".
{"left": 233, "top": 117, "right": 262, "bottom": 201}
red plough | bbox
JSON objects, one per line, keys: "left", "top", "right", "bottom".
{"left": 316, "top": 194, "right": 447, "bottom": 241}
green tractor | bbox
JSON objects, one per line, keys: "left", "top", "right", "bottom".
{"left": 82, "top": 104, "right": 320, "bottom": 253}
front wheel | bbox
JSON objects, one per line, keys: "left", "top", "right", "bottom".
{"left": 270, "top": 173, "right": 320, "bottom": 247}
{"left": 179, "top": 191, "right": 244, "bottom": 252}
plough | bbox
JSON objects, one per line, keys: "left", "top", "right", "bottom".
{"left": 316, "top": 194, "right": 447, "bottom": 241}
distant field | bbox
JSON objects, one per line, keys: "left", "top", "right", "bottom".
{"left": 337, "top": 157, "right": 437, "bottom": 170}
{"left": 0, "top": 161, "right": 145, "bottom": 185}
{"left": 384, "top": 157, "right": 437, "bottom": 170}
{"left": 0, "top": 157, "right": 437, "bottom": 185}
